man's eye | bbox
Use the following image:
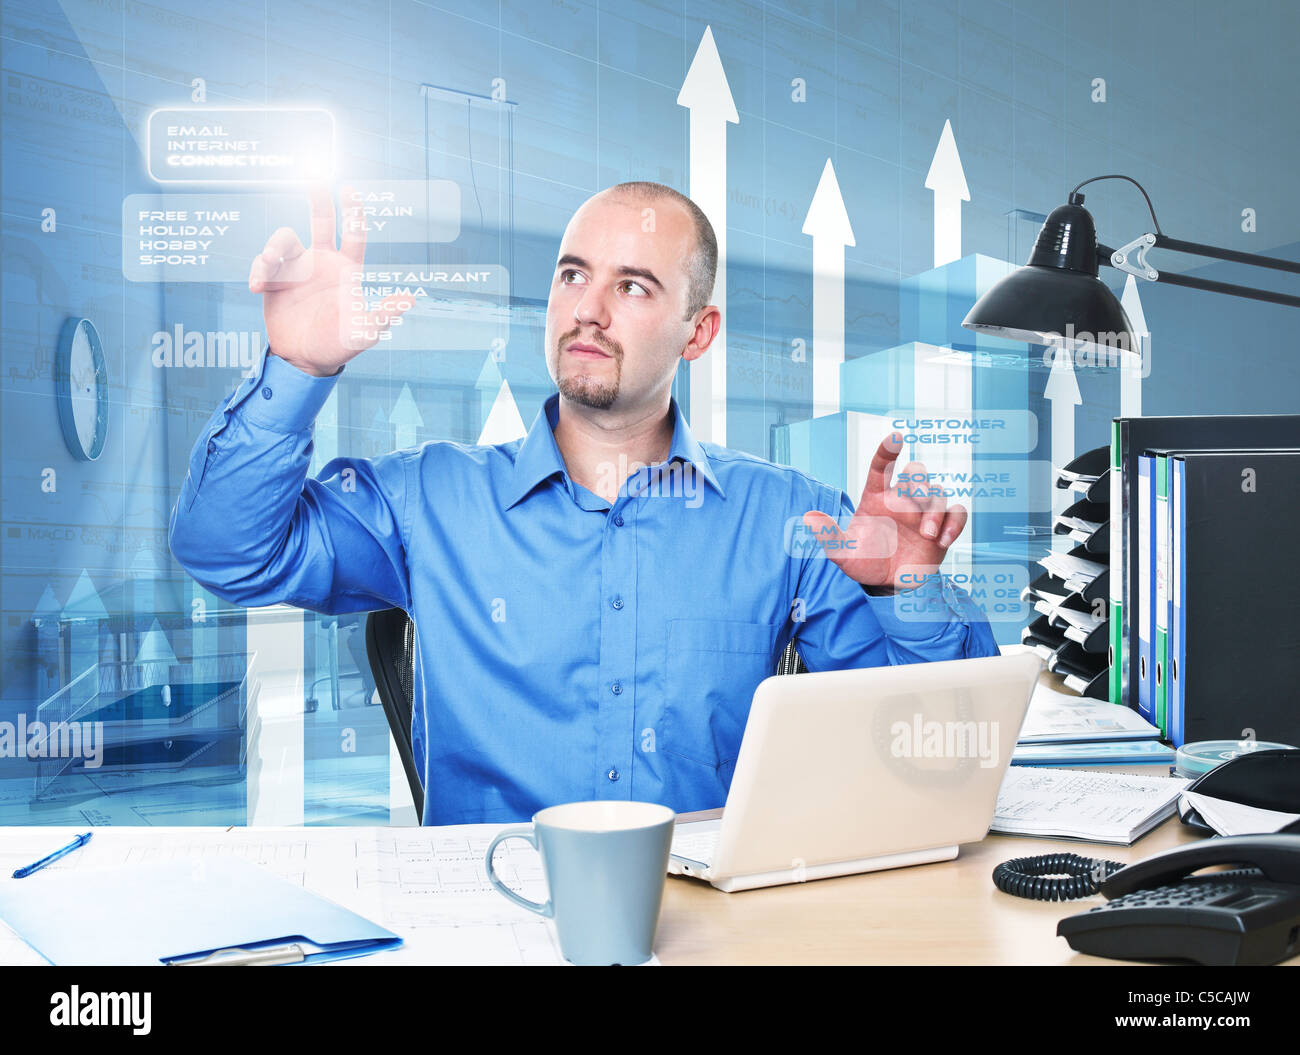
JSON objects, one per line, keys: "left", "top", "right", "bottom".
{"left": 561, "top": 270, "right": 586, "bottom": 284}
{"left": 620, "top": 280, "right": 647, "bottom": 296}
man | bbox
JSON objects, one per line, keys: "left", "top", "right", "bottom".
{"left": 168, "top": 180, "right": 998, "bottom": 825}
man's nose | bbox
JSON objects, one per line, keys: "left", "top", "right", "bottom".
{"left": 573, "top": 285, "right": 611, "bottom": 328}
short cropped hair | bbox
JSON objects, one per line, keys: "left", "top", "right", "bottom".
{"left": 607, "top": 181, "right": 718, "bottom": 318}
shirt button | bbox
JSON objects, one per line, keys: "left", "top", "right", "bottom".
{"left": 261, "top": 386, "right": 273, "bottom": 399}
{"left": 613, "top": 514, "right": 624, "bottom": 527}
{"left": 611, "top": 596, "right": 623, "bottom": 610}
{"left": 207, "top": 440, "right": 217, "bottom": 453}
{"left": 606, "top": 768, "right": 620, "bottom": 782}
{"left": 611, "top": 681, "right": 622, "bottom": 696}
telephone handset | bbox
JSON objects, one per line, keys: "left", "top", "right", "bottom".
{"left": 1057, "top": 834, "right": 1300, "bottom": 965}
{"left": 1098, "top": 835, "right": 1300, "bottom": 897}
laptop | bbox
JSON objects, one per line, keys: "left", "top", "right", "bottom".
{"left": 668, "top": 651, "right": 1043, "bottom": 891}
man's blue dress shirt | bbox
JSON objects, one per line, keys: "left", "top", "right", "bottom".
{"left": 169, "top": 349, "right": 999, "bottom": 824}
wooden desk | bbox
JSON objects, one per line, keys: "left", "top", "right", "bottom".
{"left": 656, "top": 810, "right": 1297, "bottom": 965}
{"left": 1, "top": 818, "right": 1294, "bottom": 966}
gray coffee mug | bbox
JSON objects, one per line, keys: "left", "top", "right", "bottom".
{"left": 485, "top": 800, "right": 676, "bottom": 965}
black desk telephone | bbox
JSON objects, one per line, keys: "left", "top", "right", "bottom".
{"left": 1056, "top": 835, "right": 1300, "bottom": 965}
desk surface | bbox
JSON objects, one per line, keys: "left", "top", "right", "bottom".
{"left": 3, "top": 814, "right": 1294, "bottom": 966}
{"left": 660, "top": 809, "right": 1218, "bottom": 965}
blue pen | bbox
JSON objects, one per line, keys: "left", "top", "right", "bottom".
{"left": 12, "top": 832, "right": 94, "bottom": 879}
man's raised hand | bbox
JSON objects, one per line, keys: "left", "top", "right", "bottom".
{"left": 801, "top": 431, "right": 968, "bottom": 591}
{"left": 249, "top": 184, "right": 413, "bottom": 377}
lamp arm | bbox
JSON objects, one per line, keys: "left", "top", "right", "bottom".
{"left": 1154, "top": 234, "right": 1300, "bottom": 275}
{"left": 1097, "top": 238, "right": 1300, "bottom": 310}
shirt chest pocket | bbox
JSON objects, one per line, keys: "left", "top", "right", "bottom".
{"left": 662, "top": 618, "right": 778, "bottom": 773}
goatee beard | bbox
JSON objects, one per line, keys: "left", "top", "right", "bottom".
{"left": 556, "top": 327, "right": 623, "bottom": 408}
{"left": 558, "top": 374, "right": 620, "bottom": 409}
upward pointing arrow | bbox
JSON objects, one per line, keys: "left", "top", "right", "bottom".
{"left": 389, "top": 384, "right": 424, "bottom": 449}
{"left": 802, "top": 159, "right": 856, "bottom": 418}
{"left": 62, "top": 569, "right": 109, "bottom": 622}
{"left": 31, "top": 585, "right": 62, "bottom": 701}
{"left": 135, "top": 617, "right": 177, "bottom": 692}
{"left": 478, "top": 379, "right": 527, "bottom": 445}
{"left": 31, "top": 585, "right": 61, "bottom": 627}
{"left": 924, "top": 119, "right": 970, "bottom": 269}
{"left": 1045, "top": 346, "right": 1082, "bottom": 406}
{"left": 677, "top": 26, "right": 739, "bottom": 123}
{"left": 63, "top": 569, "right": 107, "bottom": 686}
{"left": 1045, "top": 345, "right": 1082, "bottom": 533}
{"left": 135, "top": 618, "right": 178, "bottom": 666}
{"left": 678, "top": 25, "right": 738, "bottom": 446}
{"left": 1120, "top": 275, "right": 1148, "bottom": 417}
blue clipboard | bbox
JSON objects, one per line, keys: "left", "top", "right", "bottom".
{"left": 0, "top": 856, "right": 402, "bottom": 966}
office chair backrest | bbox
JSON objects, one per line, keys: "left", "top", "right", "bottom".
{"left": 365, "top": 607, "right": 424, "bottom": 823}
{"left": 365, "top": 609, "right": 808, "bottom": 825}
{"left": 777, "top": 640, "right": 808, "bottom": 675}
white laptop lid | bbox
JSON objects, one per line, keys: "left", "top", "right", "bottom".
{"left": 707, "top": 652, "right": 1043, "bottom": 881}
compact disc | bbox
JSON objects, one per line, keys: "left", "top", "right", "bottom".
{"left": 1175, "top": 739, "right": 1297, "bottom": 779}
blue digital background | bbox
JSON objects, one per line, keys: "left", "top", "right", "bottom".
{"left": 3, "top": 0, "right": 1299, "bottom": 824}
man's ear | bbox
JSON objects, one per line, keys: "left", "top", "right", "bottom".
{"left": 681, "top": 306, "right": 721, "bottom": 363}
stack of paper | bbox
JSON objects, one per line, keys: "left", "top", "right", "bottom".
{"left": 1012, "top": 680, "right": 1174, "bottom": 770}
{"left": 1180, "top": 791, "right": 1300, "bottom": 837}
{"left": 993, "top": 767, "right": 1189, "bottom": 845}
{"left": 1017, "top": 681, "right": 1161, "bottom": 743}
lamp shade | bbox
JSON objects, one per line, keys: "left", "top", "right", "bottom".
{"left": 963, "top": 198, "right": 1135, "bottom": 353}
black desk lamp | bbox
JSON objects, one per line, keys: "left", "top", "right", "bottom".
{"left": 963, "top": 174, "right": 1300, "bottom": 352}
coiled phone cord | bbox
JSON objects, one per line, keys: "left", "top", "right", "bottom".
{"left": 992, "top": 853, "right": 1126, "bottom": 901}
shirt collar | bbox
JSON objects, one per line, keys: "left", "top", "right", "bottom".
{"left": 504, "top": 392, "right": 724, "bottom": 510}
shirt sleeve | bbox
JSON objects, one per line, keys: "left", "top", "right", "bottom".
{"left": 167, "top": 348, "right": 413, "bottom": 615}
{"left": 790, "top": 483, "right": 1000, "bottom": 671}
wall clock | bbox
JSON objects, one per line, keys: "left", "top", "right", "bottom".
{"left": 56, "top": 317, "right": 109, "bottom": 461}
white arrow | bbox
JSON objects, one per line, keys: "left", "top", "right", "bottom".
{"left": 135, "top": 618, "right": 178, "bottom": 691}
{"left": 1120, "top": 275, "right": 1148, "bottom": 417}
{"left": 31, "top": 585, "right": 62, "bottom": 703}
{"left": 478, "top": 378, "right": 527, "bottom": 444}
{"left": 62, "top": 568, "right": 108, "bottom": 687}
{"left": 1044, "top": 344, "right": 1082, "bottom": 536}
{"left": 802, "top": 159, "right": 855, "bottom": 418}
{"left": 924, "top": 119, "right": 970, "bottom": 269}
{"left": 678, "top": 25, "right": 738, "bottom": 445}
{"left": 134, "top": 618, "right": 178, "bottom": 666}
{"left": 473, "top": 354, "right": 526, "bottom": 443}
{"left": 389, "top": 384, "right": 423, "bottom": 449}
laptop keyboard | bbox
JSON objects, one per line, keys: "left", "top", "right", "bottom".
{"left": 670, "top": 829, "right": 719, "bottom": 867}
